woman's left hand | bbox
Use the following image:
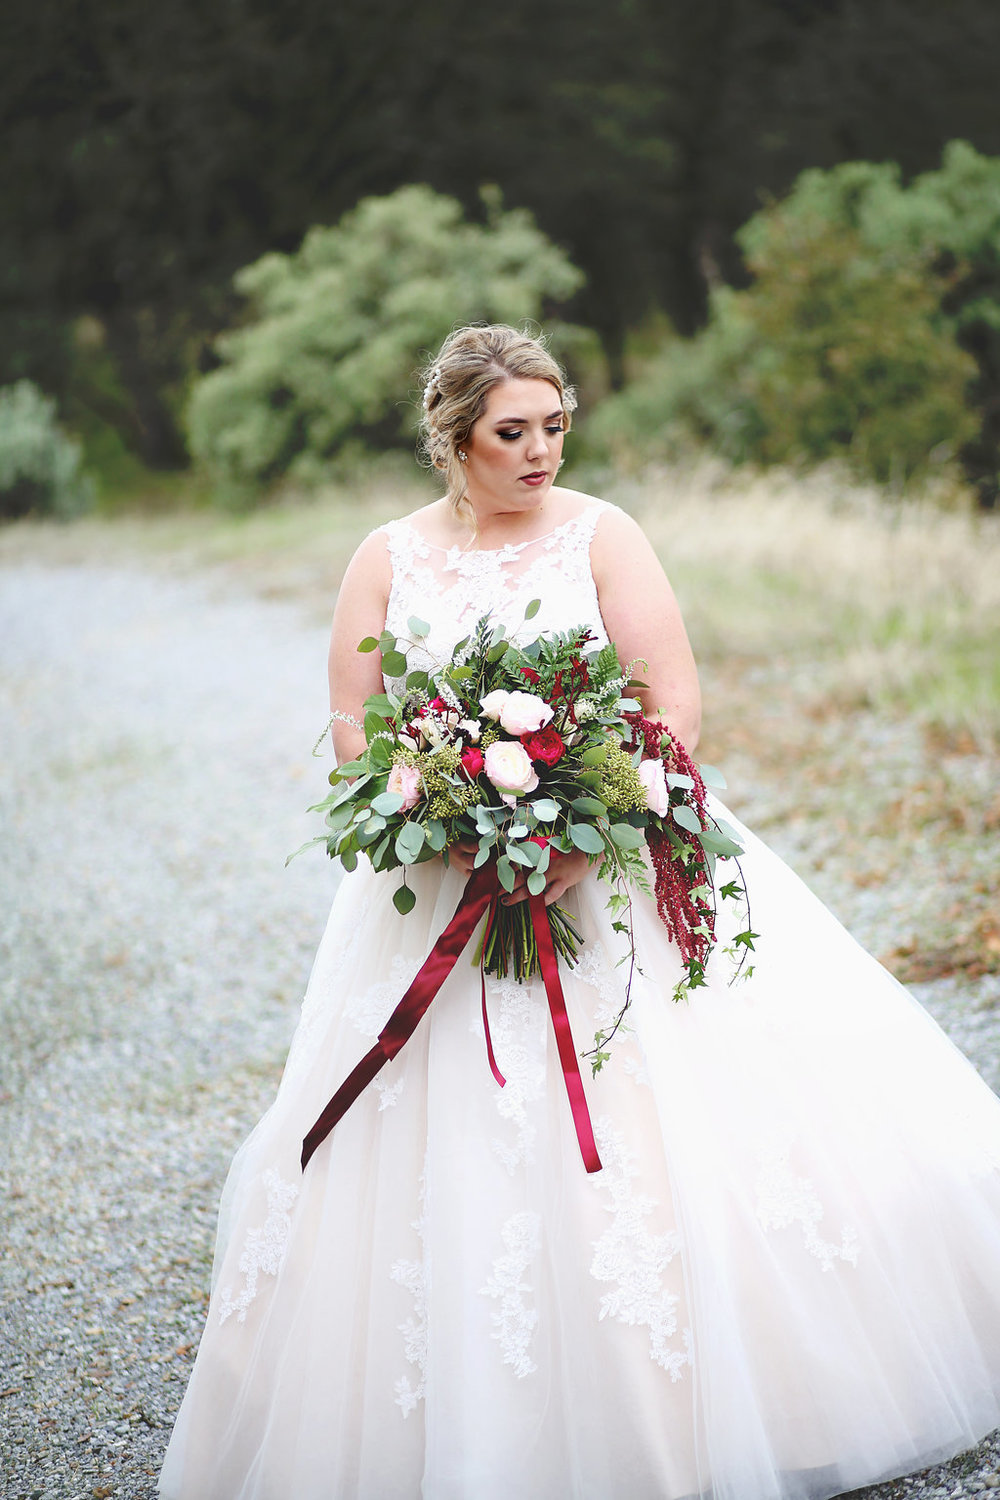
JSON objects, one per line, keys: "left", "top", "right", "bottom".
{"left": 502, "top": 846, "right": 592, "bottom": 908}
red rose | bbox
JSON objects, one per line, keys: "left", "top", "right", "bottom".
{"left": 521, "top": 726, "right": 565, "bottom": 767}
{"left": 460, "top": 745, "right": 484, "bottom": 779}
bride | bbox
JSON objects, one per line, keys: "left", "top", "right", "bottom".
{"left": 158, "top": 324, "right": 1000, "bottom": 1500}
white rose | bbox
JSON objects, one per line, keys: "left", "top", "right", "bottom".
{"left": 497, "top": 691, "right": 554, "bottom": 735}
{"left": 479, "top": 690, "right": 510, "bottom": 721}
{"left": 637, "top": 757, "right": 669, "bottom": 817}
{"left": 484, "top": 740, "right": 540, "bottom": 796}
{"left": 458, "top": 717, "right": 482, "bottom": 741}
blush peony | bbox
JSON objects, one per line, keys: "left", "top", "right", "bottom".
{"left": 484, "top": 740, "right": 539, "bottom": 797}
{"left": 637, "top": 757, "right": 669, "bottom": 817}
{"left": 497, "top": 691, "right": 554, "bottom": 735}
{"left": 387, "top": 761, "right": 424, "bottom": 811}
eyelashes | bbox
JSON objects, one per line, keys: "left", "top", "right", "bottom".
{"left": 497, "top": 425, "right": 565, "bottom": 441}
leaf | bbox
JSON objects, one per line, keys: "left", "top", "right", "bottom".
{"left": 530, "top": 798, "right": 560, "bottom": 821}
{"left": 393, "top": 884, "right": 417, "bottom": 914}
{"left": 665, "top": 773, "right": 695, "bottom": 791}
{"left": 406, "top": 670, "right": 430, "bottom": 691}
{"left": 357, "top": 636, "right": 379, "bottom": 654}
{"left": 395, "top": 821, "right": 427, "bottom": 863}
{"left": 340, "top": 848, "right": 358, "bottom": 873}
{"left": 697, "top": 829, "right": 742, "bottom": 857}
{"left": 381, "top": 650, "right": 408, "bottom": 678}
{"left": 487, "top": 641, "right": 509, "bottom": 663}
{"left": 370, "top": 791, "right": 405, "bottom": 816}
{"left": 672, "top": 803, "right": 702, "bottom": 834}
{"left": 580, "top": 745, "right": 608, "bottom": 767}
{"left": 424, "top": 820, "right": 447, "bottom": 851}
{"left": 609, "top": 822, "right": 645, "bottom": 850}
{"left": 524, "top": 598, "right": 541, "bottom": 620}
{"left": 474, "top": 840, "right": 493, "bottom": 868}
{"left": 569, "top": 822, "right": 605, "bottom": 854}
{"left": 507, "top": 844, "right": 535, "bottom": 868}
{"left": 527, "top": 870, "right": 547, "bottom": 896}
{"left": 571, "top": 796, "right": 608, "bottom": 816}
{"left": 496, "top": 855, "right": 516, "bottom": 892}
{"left": 407, "top": 616, "right": 430, "bottom": 637}
{"left": 698, "top": 763, "right": 727, "bottom": 789}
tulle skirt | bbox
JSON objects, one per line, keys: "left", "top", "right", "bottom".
{"left": 158, "top": 804, "right": 1000, "bottom": 1500}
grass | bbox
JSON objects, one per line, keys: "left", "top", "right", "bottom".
{"left": 3, "top": 457, "right": 998, "bottom": 984}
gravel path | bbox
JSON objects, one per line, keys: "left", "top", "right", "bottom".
{"left": 1, "top": 561, "right": 998, "bottom": 1500}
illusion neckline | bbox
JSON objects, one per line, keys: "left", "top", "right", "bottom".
{"left": 395, "top": 501, "right": 605, "bottom": 558}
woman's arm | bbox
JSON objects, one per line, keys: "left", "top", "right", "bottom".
{"left": 327, "top": 530, "right": 393, "bottom": 765}
{"left": 590, "top": 506, "right": 701, "bottom": 752}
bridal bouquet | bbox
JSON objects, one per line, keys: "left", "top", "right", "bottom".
{"left": 306, "top": 602, "right": 755, "bottom": 1068}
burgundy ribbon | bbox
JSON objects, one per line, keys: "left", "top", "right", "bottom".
{"left": 301, "top": 865, "right": 603, "bottom": 1175}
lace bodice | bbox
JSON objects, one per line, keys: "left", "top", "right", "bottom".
{"left": 379, "top": 501, "right": 611, "bottom": 682}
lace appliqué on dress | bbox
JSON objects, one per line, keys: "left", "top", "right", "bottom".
{"left": 348, "top": 954, "right": 422, "bottom": 1039}
{"left": 374, "top": 1075, "right": 405, "bottom": 1110}
{"left": 476, "top": 976, "right": 547, "bottom": 1173}
{"left": 755, "top": 1140, "right": 860, "bottom": 1271}
{"left": 479, "top": 1211, "right": 541, "bottom": 1379}
{"left": 590, "top": 1121, "right": 692, "bottom": 1380}
{"left": 217, "top": 1168, "right": 299, "bottom": 1326}
{"left": 390, "top": 1175, "right": 429, "bottom": 1418}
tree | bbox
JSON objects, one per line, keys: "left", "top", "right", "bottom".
{"left": 186, "top": 186, "right": 583, "bottom": 492}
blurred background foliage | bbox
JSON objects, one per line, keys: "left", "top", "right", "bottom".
{"left": 3, "top": 0, "right": 1000, "bottom": 510}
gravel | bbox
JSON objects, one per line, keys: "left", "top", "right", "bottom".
{"left": 1, "top": 560, "right": 997, "bottom": 1499}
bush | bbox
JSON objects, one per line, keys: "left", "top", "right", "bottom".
{"left": 591, "top": 144, "right": 994, "bottom": 490}
{"left": 187, "top": 185, "right": 584, "bottom": 494}
{"left": 0, "top": 381, "right": 95, "bottom": 520}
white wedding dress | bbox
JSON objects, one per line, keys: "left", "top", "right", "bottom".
{"left": 158, "top": 500, "right": 1000, "bottom": 1500}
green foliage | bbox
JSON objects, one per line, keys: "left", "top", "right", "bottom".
{"left": 592, "top": 144, "right": 997, "bottom": 489}
{"left": 0, "top": 382, "right": 94, "bottom": 520}
{"left": 186, "top": 186, "right": 583, "bottom": 494}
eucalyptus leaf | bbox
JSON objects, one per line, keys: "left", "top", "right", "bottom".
{"left": 697, "top": 829, "right": 742, "bottom": 856}
{"left": 572, "top": 796, "right": 608, "bottom": 816}
{"left": 370, "top": 791, "right": 405, "bottom": 816}
{"left": 496, "top": 855, "right": 516, "bottom": 893}
{"left": 407, "top": 616, "right": 430, "bottom": 637}
{"left": 395, "top": 821, "right": 427, "bottom": 863}
{"left": 406, "top": 670, "right": 430, "bottom": 691}
{"left": 665, "top": 773, "right": 695, "bottom": 791}
{"left": 507, "top": 844, "right": 535, "bottom": 868}
{"left": 527, "top": 871, "right": 547, "bottom": 896}
{"left": 580, "top": 745, "right": 608, "bottom": 767}
{"left": 381, "top": 650, "right": 408, "bottom": 678}
{"left": 569, "top": 822, "right": 605, "bottom": 854}
{"left": 672, "top": 804, "right": 703, "bottom": 834}
{"left": 357, "top": 636, "right": 379, "bottom": 654}
{"left": 393, "top": 884, "right": 417, "bottom": 914}
{"left": 340, "top": 848, "right": 358, "bottom": 873}
{"left": 524, "top": 598, "right": 541, "bottom": 620}
{"left": 474, "top": 841, "right": 493, "bottom": 868}
{"left": 530, "top": 798, "right": 560, "bottom": 821}
{"left": 610, "top": 823, "right": 645, "bottom": 850}
{"left": 424, "top": 820, "right": 447, "bottom": 851}
{"left": 698, "top": 763, "right": 728, "bottom": 789}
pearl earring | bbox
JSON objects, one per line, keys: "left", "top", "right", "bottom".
{"left": 458, "top": 450, "right": 467, "bottom": 463}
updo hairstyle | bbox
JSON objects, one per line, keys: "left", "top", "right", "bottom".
{"left": 419, "top": 325, "right": 576, "bottom": 512}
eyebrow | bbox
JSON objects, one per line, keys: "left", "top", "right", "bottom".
{"left": 494, "top": 410, "right": 565, "bottom": 424}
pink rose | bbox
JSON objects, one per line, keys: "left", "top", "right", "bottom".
{"left": 484, "top": 740, "right": 539, "bottom": 797}
{"left": 497, "top": 691, "right": 554, "bottom": 736}
{"left": 637, "top": 757, "right": 669, "bottom": 817}
{"left": 387, "top": 761, "right": 423, "bottom": 811}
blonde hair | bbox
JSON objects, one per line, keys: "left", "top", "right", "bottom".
{"left": 419, "top": 325, "right": 576, "bottom": 511}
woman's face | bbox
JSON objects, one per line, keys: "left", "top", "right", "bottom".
{"left": 462, "top": 378, "right": 565, "bottom": 517}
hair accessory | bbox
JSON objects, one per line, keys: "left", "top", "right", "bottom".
{"left": 422, "top": 366, "right": 442, "bottom": 410}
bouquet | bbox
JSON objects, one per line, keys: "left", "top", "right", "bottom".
{"left": 305, "top": 601, "right": 755, "bottom": 1071}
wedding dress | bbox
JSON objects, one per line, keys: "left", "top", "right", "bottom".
{"left": 158, "top": 499, "right": 1000, "bottom": 1500}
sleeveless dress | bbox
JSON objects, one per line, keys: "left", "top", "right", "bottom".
{"left": 158, "top": 500, "right": 1000, "bottom": 1500}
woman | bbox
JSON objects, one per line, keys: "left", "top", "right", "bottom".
{"left": 159, "top": 325, "right": 1000, "bottom": 1500}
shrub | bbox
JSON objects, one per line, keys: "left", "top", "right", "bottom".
{"left": 187, "top": 185, "right": 584, "bottom": 494}
{"left": 0, "top": 381, "right": 95, "bottom": 520}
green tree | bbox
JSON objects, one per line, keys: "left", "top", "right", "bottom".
{"left": 186, "top": 186, "right": 583, "bottom": 492}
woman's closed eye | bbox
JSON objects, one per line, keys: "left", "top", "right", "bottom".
{"left": 497, "top": 424, "right": 564, "bottom": 441}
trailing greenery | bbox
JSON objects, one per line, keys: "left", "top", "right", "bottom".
{"left": 0, "top": 381, "right": 94, "bottom": 520}
{"left": 590, "top": 142, "right": 1000, "bottom": 495}
{"left": 186, "top": 186, "right": 583, "bottom": 495}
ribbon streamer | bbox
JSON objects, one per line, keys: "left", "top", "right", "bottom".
{"left": 301, "top": 865, "right": 602, "bottom": 1174}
